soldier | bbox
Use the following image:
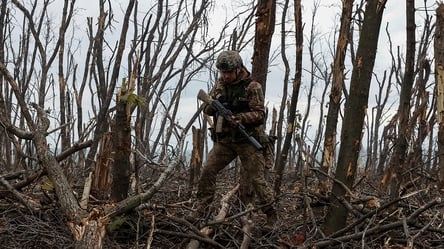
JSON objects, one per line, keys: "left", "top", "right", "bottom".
{"left": 196, "top": 50, "right": 277, "bottom": 228}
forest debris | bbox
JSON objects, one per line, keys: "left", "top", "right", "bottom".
{"left": 0, "top": 175, "right": 40, "bottom": 212}
{"left": 80, "top": 172, "right": 93, "bottom": 209}
{"left": 240, "top": 203, "right": 254, "bottom": 249}
{"left": 186, "top": 184, "right": 239, "bottom": 249}
{"left": 146, "top": 214, "right": 155, "bottom": 249}
{"left": 314, "top": 197, "right": 442, "bottom": 248}
{"left": 2, "top": 170, "right": 444, "bottom": 248}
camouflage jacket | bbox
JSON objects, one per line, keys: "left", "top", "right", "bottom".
{"left": 203, "top": 67, "right": 265, "bottom": 142}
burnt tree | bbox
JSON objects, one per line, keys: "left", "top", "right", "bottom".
{"left": 323, "top": 0, "right": 387, "bottom": 235}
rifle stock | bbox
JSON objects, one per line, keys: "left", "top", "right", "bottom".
{"left": 197, "top": 89, "right": 212, "bottom": 105}
{"left": 197, "top": 89, "right": 263, "bottom": 150}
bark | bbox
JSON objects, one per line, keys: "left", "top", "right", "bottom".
{"left": 319, "top": 0, "right": 353, "bottom": 194}
{"left": 110, "top": 94, "right": 131, "bottom": 201}
{"left": 435, "top": 4, "right": 444, "bottom": 187}
{"left": 80, "top": 172, "right": 93, "bottom": 209}
{"left": 323, "top": 0, "right": 387, "bottom": 235}
{"left": 274, "top": 0, "right": 302, "bottom": 195}
{"left": 251, "top": 0, "right": 276, "bottom": 93}
{"left": 33, "top": 104, "right": 85, "bottom": 220}
{"left": 92, "top": 132, "right": 113, "bottom": 199}
{"left": 439, "top": 125, "right": 444, "bottom": 187}
{"left": 73, "top": 220, "right": 106, "bottom": 249}
{"left": 189, "top": 126, "right": 204, "bottom": 188}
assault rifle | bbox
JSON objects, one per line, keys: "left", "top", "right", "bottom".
{"left": 198, "top": 89, "right": 263, "bottom": 150}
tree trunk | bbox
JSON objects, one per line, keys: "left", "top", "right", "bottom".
{"left": 385, "top": 0, "right": 416, "bottom": 200}
{"left": 110, "top": 92, "right": 131, "bottom": 201}
{"left": 435, "top": 4, "right": 444, "bottom": 187}
{"left": 274, "top": 0, "right": 302, "bottom": 195}
{"left": 251, "top": 0, "right": 276, "bottom": 93}
{"left": 319, "top": 0, "right": 353, "bottom": 195}
{"left": 190, "top": 126, "right": 204, "bottom": 188}
{"left": 323, "top": 0, "right": 387, "bottom": 235}
{"left": 111, "top": 51, "right": 140, "bottom": 201}
{"left": 275, "top": 0, "right": 291, "bottom": 179}
{"left": 73, "top": 220, "right": 106, "bottom": 249}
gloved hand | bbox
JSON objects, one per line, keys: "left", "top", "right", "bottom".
{"left": 203, "top": 103, "right": 217, "bottom": 115}
{"left": 228, "top": 114, "right": 243, "bottom": 125}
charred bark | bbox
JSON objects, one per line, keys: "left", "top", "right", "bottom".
{"left": 323, "top": 0, "right": 387, "bottom": 235}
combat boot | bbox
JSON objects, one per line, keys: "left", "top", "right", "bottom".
{"left": 266, "top": 210, "right": 277, "bottom": 228}
{"left": 260, "top": 207, "right": 277, "bottom": 232}
{"left": 185, "top": 201, "right": 207, "bottom": 223}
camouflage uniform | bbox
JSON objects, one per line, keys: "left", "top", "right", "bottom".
{"left": 197, "top": 59, "right": 276, "bottom": 220}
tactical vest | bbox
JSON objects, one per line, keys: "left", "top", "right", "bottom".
{"left": 214, "top": 78, "right": 261, "bottom": 143}
{"left": 218, "top": 78, "right": 252, "bottom": 115}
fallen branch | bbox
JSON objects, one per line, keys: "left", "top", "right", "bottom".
{"left": 146, "top": 215, "right": 155, "bottom": 249}
{"left": 0, "top": 175, "right": 40, "bottom": 212}
{"left": 240, "top": 203, "right": 254, "bottom": 249}
{"left": 313, "top": 197, "right": 442, "bottom": 247}
{"left": 329, "top": 188, "right": 428, "bottom": 238}
{"left": 186, "top": 184, "right": 240, "bottom": 249}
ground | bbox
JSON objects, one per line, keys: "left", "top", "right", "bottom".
{"left": 1, "top": 165, "right": 444, "bottom": 248}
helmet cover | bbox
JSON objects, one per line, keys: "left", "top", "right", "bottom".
{"left": 216, "top": 50, "right": 243, "bottom": 71}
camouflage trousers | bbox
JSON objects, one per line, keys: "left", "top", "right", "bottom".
{"left": 196, "top": 141, "right": 275, "bottom": 213}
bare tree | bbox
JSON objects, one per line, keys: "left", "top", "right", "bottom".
{"left": 384, "top": 0, "right": 416, "bottom": 200}
{"left": 275, "top": 0, "right": 292, "bottom": 175}
{"left": 1, "top": 0, "right": 443, "bottom": 247}
{"left": 319, "top": 0, "right": 353, "bottom": 194}
{"left": 365, "top": 69, "right": 392, "bottom": 175}
{"left": 274, "top": 0, "right": 303, "bottom": 195}
{"left": 323, "top": 0, "right": 387, "bottom": 235}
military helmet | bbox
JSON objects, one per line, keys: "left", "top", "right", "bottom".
{"left": 216, "top": 50, "right": 243, "bottom": 71}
